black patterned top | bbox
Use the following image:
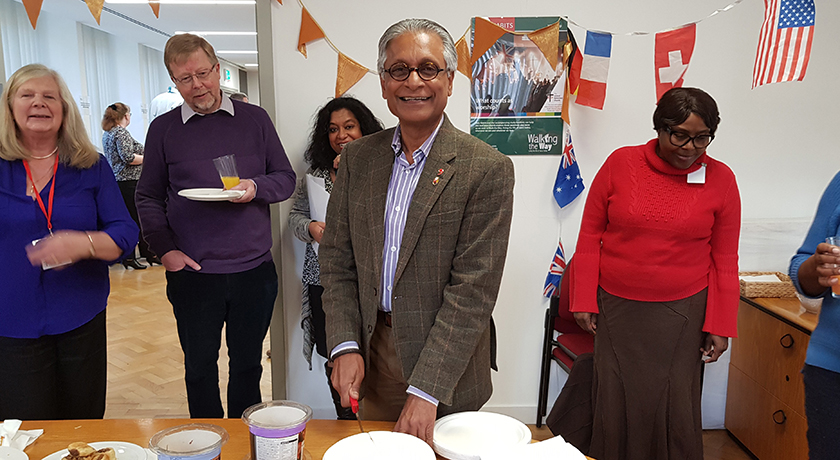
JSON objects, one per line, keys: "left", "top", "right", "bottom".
{"left": 102, "top": 126, "right": 143, "bottom": 181}
{"left": 288, "top": 167, "right": 334, "bottom": 286}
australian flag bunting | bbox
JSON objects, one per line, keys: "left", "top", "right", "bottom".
{"left": 543, "top": 240, "right": 567, "bottom": 297}
{"left": 553, "top": 123, "right": 585, "bottom": 208}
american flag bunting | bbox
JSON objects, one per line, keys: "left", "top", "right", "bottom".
{"left": 753, "top": 0, "right": 815, "bottom": 88}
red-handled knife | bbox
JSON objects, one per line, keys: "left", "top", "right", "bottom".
{"left": 350, "top": 397, "right": 376, "bottom": 445}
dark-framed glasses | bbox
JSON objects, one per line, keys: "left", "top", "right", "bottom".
{"left": 664, "top": 126, "right": 714, "bottom": 149}
{"left": 384, "top": 62, "right": 445, "bottom": 81}
{"left": 172, "top": 66, "right": 217, "bottom": 86}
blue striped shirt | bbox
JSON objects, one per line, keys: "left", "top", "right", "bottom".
{"left": 380, "top": 117, "right": 444, "bottom": 311}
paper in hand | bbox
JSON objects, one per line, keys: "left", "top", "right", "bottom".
{"left": 306, "top": 174, "right": 330, "bottom": 255}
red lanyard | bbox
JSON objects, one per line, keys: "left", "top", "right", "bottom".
{"left": 23, "top": 155, "right": 59, "bottom": 235}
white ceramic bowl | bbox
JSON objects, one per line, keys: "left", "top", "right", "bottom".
{"left": 796, "top": 292, "right": 823, "bottom": 314}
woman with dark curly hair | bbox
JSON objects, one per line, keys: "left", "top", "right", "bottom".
{"left": 289, "top": 96, "right": 382, "bottom": 419}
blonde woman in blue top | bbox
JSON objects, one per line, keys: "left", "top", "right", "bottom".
{"left": 0, "top": 64, "right": 138, "bottom": 420}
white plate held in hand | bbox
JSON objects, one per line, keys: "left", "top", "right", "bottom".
{"left": 42, "top": 442, "right": 146, "bottom": 460}
{"left": 177, "top": 188, "right": 245, "bottom": 202}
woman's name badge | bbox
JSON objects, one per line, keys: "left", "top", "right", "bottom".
{"left": 30, "top": 237, "right": 72, "bottom": 270}
{"left": 687, "top": 164, "right": 706, "bottom": 184}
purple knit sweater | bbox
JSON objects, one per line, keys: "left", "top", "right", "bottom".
{"left": 136, "top": 100, "right": 295, "bottom": 274}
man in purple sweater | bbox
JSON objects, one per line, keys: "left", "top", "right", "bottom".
{"left": 136, "top": 34, "right": 296, "bottom": 418}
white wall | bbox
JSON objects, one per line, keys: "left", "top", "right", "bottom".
{"left": 220, "top": 60, "right": 241, "bottom": 92}
{"left": 247, "top": 69, "right": 260, "bottom": 105}
{"left": 269, "top": 0, "right": 840, "bottom": 422}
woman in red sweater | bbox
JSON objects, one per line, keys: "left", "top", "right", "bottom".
{"left": 571, "top": 87, "right": 741, "bottom": 460}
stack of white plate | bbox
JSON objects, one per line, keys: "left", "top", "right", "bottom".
{"left": 432, "top": 412, "right": 531, "bottom": 460}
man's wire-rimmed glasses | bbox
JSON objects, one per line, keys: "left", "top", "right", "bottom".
{"left": 172, "top": 64, "right": 218, "bottom": 86}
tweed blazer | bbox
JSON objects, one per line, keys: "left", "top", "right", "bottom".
{"left": 320, "top": 115, "right": 514, "bottom": 409}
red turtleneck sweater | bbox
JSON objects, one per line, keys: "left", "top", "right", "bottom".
{"left": 570, "top": 139, "right": 741, "bottom": 337}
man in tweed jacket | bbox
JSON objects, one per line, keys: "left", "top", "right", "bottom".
{"left": 320, "top": 18, "right": 514, "bottom": 443}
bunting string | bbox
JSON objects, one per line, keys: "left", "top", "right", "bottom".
{"left": 561, "top": 0, "right": 746, "bottom": 36}
{"left": 21, "top": 0, "right": 747, "bottom": 38}
{"left": 297, "top": 0, "right": 377, "bottom": 76}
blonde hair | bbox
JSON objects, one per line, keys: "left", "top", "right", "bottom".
{"left": 102, "top": 102, "right": 129, "bottom": 131}
{"left": 164, "top": 33, "right": 219, "bottom": 77}
{"left": 0, "top": 64, "right": 99, "bottom": 169}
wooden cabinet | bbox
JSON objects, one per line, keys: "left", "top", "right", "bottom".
{"left": 725, "top": 298, "right": 817, "bottom": 460}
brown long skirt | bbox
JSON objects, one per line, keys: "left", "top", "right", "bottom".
{"left": 588, "top": 287, "right": 707, "bottom": 460}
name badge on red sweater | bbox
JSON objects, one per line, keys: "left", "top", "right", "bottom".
{"left": 687, "top": 164, "right": 706, "bottom": 184}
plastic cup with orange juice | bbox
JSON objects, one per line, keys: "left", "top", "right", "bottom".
{"left": 827, "top": 236, "right": 840, "bottom": 298}
{"left": 213, "top": 154, "right": 240, "bottom": 190}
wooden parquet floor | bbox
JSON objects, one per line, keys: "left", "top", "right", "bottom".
{"left": 104, "top": 264, "right": 271, "bottom": 419}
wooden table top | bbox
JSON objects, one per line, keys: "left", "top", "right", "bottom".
{"left": 21, "top": 418, "right": 577, "bottom": 460}
{"left": 741, "top": 296, "right": 819, "bottom": 333}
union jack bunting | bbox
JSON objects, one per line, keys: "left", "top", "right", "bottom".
{"left": 543, "top": 240, "right": 567, "bottom": 298}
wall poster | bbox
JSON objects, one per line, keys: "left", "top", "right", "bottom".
{"left": 470, "top": 17, "right": 570, "bottom": 156}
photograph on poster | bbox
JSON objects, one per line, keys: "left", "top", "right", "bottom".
{"left": 470, "top": 17, "right": 571, "bottom": 155}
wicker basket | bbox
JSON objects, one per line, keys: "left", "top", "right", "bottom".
{"left": 739, "top": 271, "right": 797, "bottom": 298}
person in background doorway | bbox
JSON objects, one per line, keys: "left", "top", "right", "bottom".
{"left": 149, "top": 87, "right": 183, "bottom": 120}
{"left": 570, "top": 87, "right": 740, "bottom": 460}
{"left": 102, "top": 102, "right": 160, "bottom": 269}
{"left": 230, "top": 92, "right": 249, "bottom": 103}
{"left": 288, "top": 96, "right": 383, "bottom": 419}
{"left": 0, "top": 64, "right": 138, "bottom": 420}
{"left": 136, "top": 33, "right": 296, "bottom": 419}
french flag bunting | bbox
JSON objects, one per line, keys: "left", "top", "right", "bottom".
{"left": 577, "top": 31, "right": 612, "bottom": 110}
{"left": 654, "top": 24, "right": 696, "bottom": 101}
{"left": 543, "top": 240, "right": 567, "bottom": 298}
{"left": 553, "top": 123, "right": 585, "bottom": 208}
{"left": 752, "top": 0, "right": 815, "bottom": 88}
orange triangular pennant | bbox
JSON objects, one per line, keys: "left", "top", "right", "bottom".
{"left": 471, "top": 17, "right": 508, "bottom": 65}
{"left": 335, "top": 52, "right": 368, "bottom": 98}
{"left": 21, "top": 0, "right": 44, "bottom": 29}
{"left": 561, "top": 39, "right": 574, "bottom": 124}
{"left": 149, "top": 1, "right": 160, "bottom": 18}
{"left": 85, "top": 0, "right": 105, "bottom": 25}
{"left": 561, "top": 77, "right": 571, "bottom": 125}
{"left": 454, "top": 34, "right": 471, "bottom": 78}
{"left": 276, "top": 0, "right": 283, "bottom": 4}
{"left": 526, "top": 21, "right": 560, "bottom": 70}
{"left": 297, "top": 7, "right": 325, "bottom": 58}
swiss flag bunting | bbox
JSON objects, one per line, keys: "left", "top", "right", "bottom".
{"left": 654, "top": 24, "right": 696, "bottom": 101}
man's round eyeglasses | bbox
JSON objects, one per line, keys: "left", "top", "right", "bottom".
{"left": 384, "top": 62, "right": 445, "bottom": 81}
{"left": 173, "top": 66, "right": 216, "bottom": 86}
{"left": 664, "top": 126, "right": 714, "bottom": 149}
